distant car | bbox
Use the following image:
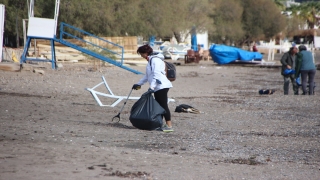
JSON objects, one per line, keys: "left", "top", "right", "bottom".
{"left": 161, "top": 45, "right": 189, "bottom": 59}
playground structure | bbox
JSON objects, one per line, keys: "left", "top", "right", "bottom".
{"left": 20, "top": 0, "right": 146, "bottom": 108}
{"left": 20, "top": 0, "right": 143, "bottom": 74}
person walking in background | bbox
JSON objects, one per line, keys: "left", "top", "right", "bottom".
{"left": 280, "top": 46, "right": 299, "bottom": 95}
{"left": 195, "top": 44, "right": 203, "bottom": 62}
{"left": 252, "top": 43, "right": 258, "bottom": 52}
{"left": 132, "top": 44, "right": 174, "bottom": 132}
{"left": 297, "top": 45, "right": 316, "bottom": 95}
{"left": 197, "top": 44, "right": 204, "bottom": 58}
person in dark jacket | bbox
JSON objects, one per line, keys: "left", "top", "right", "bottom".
{"left": 297, "top": 45, "right": 316, "bottom": 95}
{"left": 280, "top": 46, "right": 299, "bottom": 95}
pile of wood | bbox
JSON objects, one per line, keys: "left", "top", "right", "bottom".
{"left": 26, "top": 36, "right": 139, "bottom": 63}
{"left": 27, "top": 39, "right": 86, "bottom": 63}
{"left": 83, "top": 36, "right": 138, "bottom": 54}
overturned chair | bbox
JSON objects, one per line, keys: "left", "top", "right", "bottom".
{"left": 86, "top": 76, "right": 175, "bottom": 107}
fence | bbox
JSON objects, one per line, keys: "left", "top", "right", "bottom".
{"left": 2, "top": 47, "right": 24, "bottom": 62}
{"left": 83, "top": 36, "right": 138, "bottom": 54}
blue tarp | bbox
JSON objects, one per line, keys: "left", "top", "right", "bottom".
{"left": 209, "top": 44, "right": 263, "bottom": 64}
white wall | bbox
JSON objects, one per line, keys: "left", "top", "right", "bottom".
{"left": 314, "top": 36, "right": 320, "bottom": 49}
{"left": 196, "top": 32, "right": 209, "bottom": 50}
{"left": 184, "top": 31, "right": 209, "bottom": 50}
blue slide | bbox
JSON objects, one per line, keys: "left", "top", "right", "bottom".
{"left": 209, "top": 44, "right": 263, "bottom": 64}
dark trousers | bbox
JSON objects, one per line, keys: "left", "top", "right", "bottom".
{"left": 154, "top": 88, "right": 171, "bottom": 121}
{"left": 283, "top": 74, "right": 298, "bottom": 95}
{"left": 300, "top": 69, "right": 316, "bottom": 95}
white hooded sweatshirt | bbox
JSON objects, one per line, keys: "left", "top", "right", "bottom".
{"left": 137, "top": 53, "right": 173, "bottom": 92}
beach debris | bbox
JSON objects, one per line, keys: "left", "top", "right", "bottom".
{"left": 33, "top": 69, "right": 45, "bottom": 75}
{"left": 0, "top": 63, "right": 20, "bottom": 72}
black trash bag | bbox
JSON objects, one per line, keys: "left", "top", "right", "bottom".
{"left": 129, "top": 92, "right": 165, "bottom": 130}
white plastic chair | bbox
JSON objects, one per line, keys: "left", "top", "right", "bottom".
{"left": 86, "top": 76, "right": 175, "bottom": 107}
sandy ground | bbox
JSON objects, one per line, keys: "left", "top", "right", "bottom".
{"left": 0, "top": 57, "right": 319, "bottom": 180}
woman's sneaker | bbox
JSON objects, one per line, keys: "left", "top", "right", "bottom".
{"left": 162, "top": 125, "right": 174, "bottom": 132}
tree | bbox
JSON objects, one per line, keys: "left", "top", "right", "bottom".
{"left": 2, "top": 0, "right": 28, "bottom": 47}
{"left": 273, "top": 0, "right": 286, "bottom": 11}
{"left": 2, "top": 0, "right": 288, "bottom": 48}
{"left": 133, "top": 0, "right": 215, "bottom": 43}
{"left": 284, "top": 16, "right": 305, "bottom": 37}
{"left": 240, "top": 0, "right": 286, "bottom": 44}
{"left": 173, "top": 0, "right": 214, "bottom": 43}
{"left": 287, "top": 2, "right": 320, "bottom": 29}
{"left": 209, "top": 0, "right": 244, "bottom": 45}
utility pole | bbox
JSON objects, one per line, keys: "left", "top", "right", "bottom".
{"left": 0, "top": 4, "right": 5, "bottom": 62}
{"left": 16, "top": 14, "right": 19, "bottom": 48}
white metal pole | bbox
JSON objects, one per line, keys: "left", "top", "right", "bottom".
{"left": 53, "top": 0, "right": 60, "bottom": 35}
{"left": 311, "top": 41, "right": 315, "bottom": 63}
{"left": 0, "top": 4, "right": 5, "bottom": 62}
{"left": 23, "top": 19, "right": 26, "bottom": 47}
{"left": 29, "top": 0, "right": 34, "bottom": 17}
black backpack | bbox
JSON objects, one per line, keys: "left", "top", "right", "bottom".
{"left": 164, "top": 61, "right": 176, "bottom": 82}
{"left": 150, "top": 57, "right": 176, "bottom": 82}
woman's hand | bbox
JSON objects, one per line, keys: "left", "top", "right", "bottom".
{"left": 132, "top": 84, "right": 141, "bottom": 90}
